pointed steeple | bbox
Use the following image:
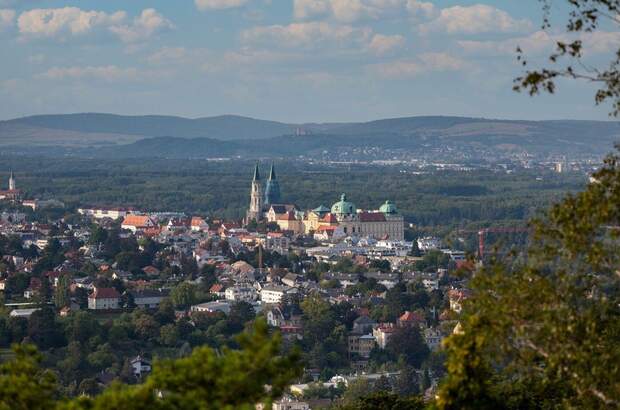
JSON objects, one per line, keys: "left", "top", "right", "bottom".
{"left": 8, "top": 170, "right": 15, "bottom": 191}
{"left": 252, "top": 162, "right": 260, "bottom": 181}
{"left": 264, "top": 162, "right": 281, "bottom": 206}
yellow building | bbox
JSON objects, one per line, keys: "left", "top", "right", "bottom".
{"left": 304, "top": 194, "right": 405, "bottom": 240}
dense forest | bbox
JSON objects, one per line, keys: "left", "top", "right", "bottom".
{"left": 0, "top": 156, "right": 585, "bottom": 225}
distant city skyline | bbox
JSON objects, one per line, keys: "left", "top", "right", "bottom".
{"left": 0, "top": 0, "right": 618, "bottom": 122}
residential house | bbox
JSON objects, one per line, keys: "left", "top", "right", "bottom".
{"left": 130, "top": 289, "right": 169, "bottom": 309}
{"left": 88, "top": 287, "right": 121, "bottom": 310}
{"left": 209, "top": 283, "right": 226, "bottom": 298}
{"left": 364, "top": 272, "right": 399, "bottom": 289}
{"left": 191, "top": 301, "right": 231, "bottom": 314}
{"left": 10, "top": 308, "right": 39, "bottom": 318}
{"left": 281, "top": 273, "right": 300, "bottom": 288}
{"left": 448, "top": 288, "right": 470, "bottom": 314}
{"left": 78, "top": 206, "right": 133, "bottom": 220}
{"left": 352, "top": 315, "right": 376, "bottom": 334}
{"left": 121, "top": 215, "right": 156, "bottom": 233}
{"left": 225, "top": 285, "right": 258, "bottom": 303}
{"left": 190, "top": 217, "right": 209, "bottom": 232}
{"left": 142, "top": 265, "right": 161, "bottom": 277}
{"left": 348, "top": 333, "right": 376, "bottom": 358}
{"left": 424, "top": 327, "right": 443, "bottom": 351}
{"left": 260, "top": 285, "right": 296, "bottom": 304}
{"left": 130, "top": 356, "right": 152, "bottom": 378}
{"left": 373, "top": 324, "right": 396, "bottom": 349}
{"left": 397, "top": 311, "right": 425, "bottom": 328}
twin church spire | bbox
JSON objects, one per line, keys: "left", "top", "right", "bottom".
{"left": 246, "top": 162, "right": 281, "bottom": 223}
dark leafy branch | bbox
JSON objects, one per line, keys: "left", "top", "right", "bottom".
{"left": 514, "top": 0, "right": 620, "bottom": 116}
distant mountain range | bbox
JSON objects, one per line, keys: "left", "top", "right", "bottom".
{"left": 0, "top": 113, "right": 619, "bottom": 158}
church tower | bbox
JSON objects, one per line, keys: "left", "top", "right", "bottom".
{"left": 246, "top": 163, "right": 263, "bottom": 223}
{"left": 8, "top": 170, "right": 15, "bottom": 191}
{"left": 264, "top": 162, "right": 281, "bottom": 206}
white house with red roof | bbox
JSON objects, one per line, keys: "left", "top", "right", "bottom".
{"left": 88, "top": 287, "right": 121, "bottom": 310}
{"left": 190, "top": 217, "right": 209, "bottom": 232}
{"left": 121, "top": 215, "right": 157, "bottom": 233}
{"left": 373, "top": 323, "right": 397, "bottom": 349}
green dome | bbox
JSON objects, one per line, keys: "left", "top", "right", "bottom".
{"left": 313, "top": 205, "right": 330, "bottom": 215}
{"left": 331, "top": 194, "right": 356, "bottom": 215}
{"left": 379, "top": 200, "right": 398, "bottom": 214}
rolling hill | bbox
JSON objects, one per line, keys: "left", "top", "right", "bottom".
{"left": 0, "top": 113, "right": 618, "bottom": 158}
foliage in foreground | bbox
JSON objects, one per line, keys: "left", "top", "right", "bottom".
{"left": 437, "top": 153, "right": 620, "bottom": 409}
{"left": 0, "top": 319, "right": 301, "bottom": 410}
{"left": 335, "top": 392, "right": 425, "bottom": 410}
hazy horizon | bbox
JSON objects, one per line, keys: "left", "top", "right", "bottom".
{"left": 1, "top": 1, "right": 618, "bottom": 122}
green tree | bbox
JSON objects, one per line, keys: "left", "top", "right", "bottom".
{"left": 0, "top": 320, "right": 301, "bottom": 410}
{"left": 89, "top": 226, "right": 108, "bottom": 245}
{"left": 386, "top": 326, "right": 429, "bottom": 368}
{"left": 170, "top": 282, "right": 197, "bottom": 309}
{"left": 514, "top": 0, "right": 620, "bottom": 116}
{"left": 437, "top": 154, "right": 620, "bottom": 409}
{"left": 0, "top": 345, "right": 58, "bottom": 410}
{"left": 159, "top": 324, "right": 179, "bottom": 347}
{"left": 336, "top": 391, "right": 425, "bottom": 410}
{"left": 394, "top": 366, "right": 420, "bottom": 397}
{"left": 54, "top": 274, "right": 71, "bottom": 309}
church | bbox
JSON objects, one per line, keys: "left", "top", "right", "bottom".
{"left": 245, "top": 162, "right": 286, "bottom": 224}
{"left": 244, "top": 164, "right": 404, "bottom": 240}
{"left": 0, "top": 171, "right": 22, "bottom": 202}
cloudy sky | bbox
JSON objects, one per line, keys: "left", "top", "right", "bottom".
{"left": 0, "top": 0, "right": 617, "bottom": 122}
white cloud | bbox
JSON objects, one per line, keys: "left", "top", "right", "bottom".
{"left": 241, "top": 21, "right": 372, "bottom": 48}
{"left": 195, "top": 0, "right": 249, "bottom": 11}
{"left": 109, "top": 9, "right": 173, "bottom": 43}
{"left": 17, "top": 7, "right": 125, "bottom": 38}
{"left": 0, "top": 8, "right": 14, "bottom": 30}
{"left": 16, "top": 7, "right": 171, "bottom": 43}
{"left": 368, "top": 33, "right": 404, "bottom": 55}
{"left": 406, "top": 0, "right": 435, "bottom": 19}
{"left": 294, "top": 0, "right": 407, "bottom": 23}
{"left": 38, "top": 65, "right": 140, "bottom": 81}
{"left": 420, "top": 4, "right": 532, "bottom": 35}
{"left": 372, "top": 52, "right": 467, "bottom": 78}
{"left": 293, "top": 0, "right": 330, "bottom": 20}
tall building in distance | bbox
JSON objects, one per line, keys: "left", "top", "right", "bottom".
{"left": 8, "top": 170, "right": 15, "bottom": 191}
{"left": 245, "top": 163, "right": 263, "bottom": 223}
{"left": 264, "top": 163, "right": 281, "bottom": 206}
{"left": 0, "top": 170, "right": 22, "bottom": 202}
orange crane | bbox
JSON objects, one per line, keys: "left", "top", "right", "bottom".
{"left": 459, "top": 227, "right": 529, "bottom": 259}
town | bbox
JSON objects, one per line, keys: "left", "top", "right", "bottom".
{"left": 0, "top": 165, "right": 474, "bottom": 407}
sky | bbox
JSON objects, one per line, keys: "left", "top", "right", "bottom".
{"left": 0, "top": 0, "right": 618, "bottom": 122}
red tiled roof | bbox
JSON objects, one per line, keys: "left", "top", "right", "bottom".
{"left": 359, "top": 212, "right": 386, "bottom": 222}
{"left": 191, "top": 217, "right": 206, "bottom": 227}
{"left": 377, "top": 325, "right": 396, "bottom": 333}
{"left": 209, "top": 284, "right": 224, "bottom": 293}
{"left": 89, "top": 287, "right": 120, "bottom": 299}
{"left": 399, "top": 311, "right": 424, "bottom": 323}
{"left": 320, "top": 213, "right": 338, "bottom": 223}
{"left": 277, "top": 211, "right": 297, "bottom": 221}
{"left": 142, "top": 266, "right": 160, "bottom": 275}
{"left": 122, "top": 215, "right": 154, "bottom": 228}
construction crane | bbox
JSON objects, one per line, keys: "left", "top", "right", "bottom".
{"left": 458, "top": 227, "right": 529, "bottom": 259}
